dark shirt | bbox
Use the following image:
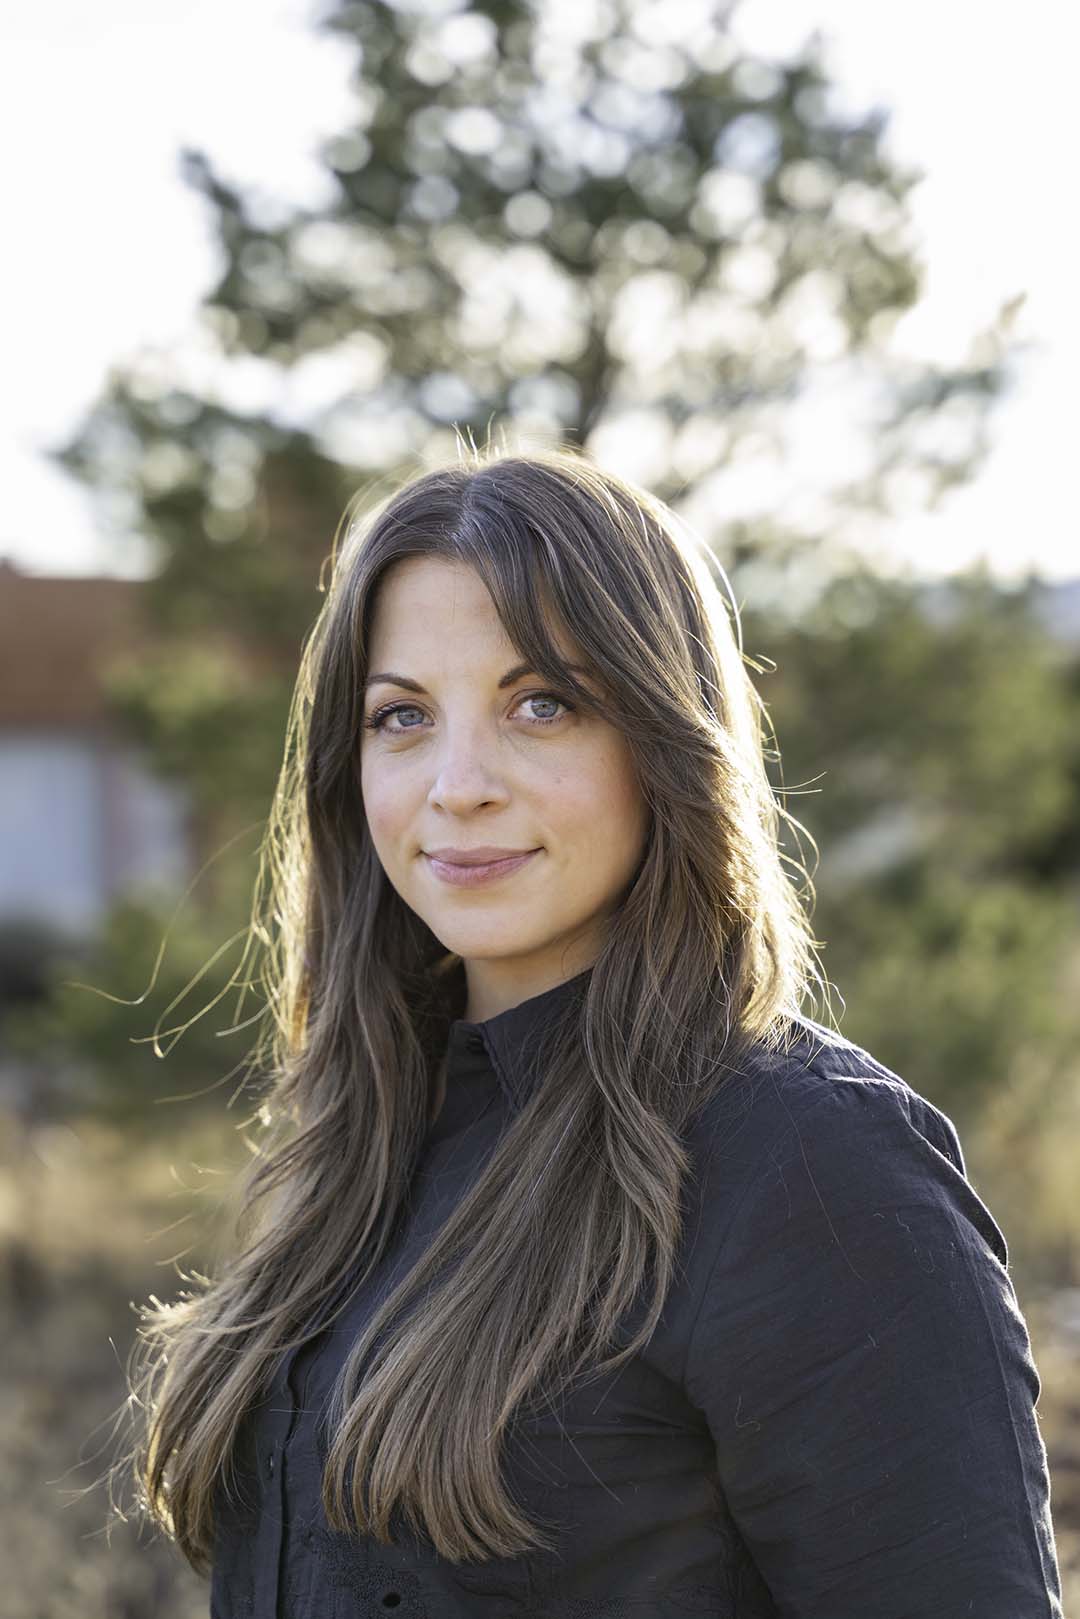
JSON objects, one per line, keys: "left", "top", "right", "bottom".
{"left": 209, "top": 973, "right": 1063, "bottom": 1617}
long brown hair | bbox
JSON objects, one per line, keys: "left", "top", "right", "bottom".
{"left": 122, "top": 438, "right": 833, "bottom": 1572}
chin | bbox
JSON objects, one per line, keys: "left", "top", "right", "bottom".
{"left": 434, "top": 924, "right": 545, "bottom": 959}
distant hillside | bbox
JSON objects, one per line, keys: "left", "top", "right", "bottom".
{"left": 915, "top": 574, "right": 1080, "bottom": 646}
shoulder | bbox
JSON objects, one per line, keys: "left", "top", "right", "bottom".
{"left": 687, "top": 1011, "right": 966, "bottom": 1177}
{"left": 680, "top": 1012, "right": 1004, "bottom": 1292}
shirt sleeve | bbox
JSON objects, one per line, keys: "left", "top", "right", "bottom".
{"left": 683, "top": 1072, "right": 1063, "bottom": 1617}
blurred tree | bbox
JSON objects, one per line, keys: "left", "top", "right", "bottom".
{"left": 51, "top": 0, "right": 1015, "bottom": 762}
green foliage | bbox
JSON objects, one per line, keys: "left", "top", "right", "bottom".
{"left": 752, "top": 571, "right": 1077, "bottom": 864}
{"left": 4, "top": 880, "right": 267, "bottom": 1135}
{"left": 812, "top": 870, "right": 1076, "bottom": 1124}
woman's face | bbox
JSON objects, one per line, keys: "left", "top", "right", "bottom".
{"left": 359, "top": 556, "right": 651, "bottom": 1021}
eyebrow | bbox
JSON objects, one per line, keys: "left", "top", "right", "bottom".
{"left": 363, "top": 662, "right": 589, "bottom": 695}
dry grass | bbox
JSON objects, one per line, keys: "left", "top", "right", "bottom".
{"left": 0, "top": 1109, "right": 243, "bottom": 1619}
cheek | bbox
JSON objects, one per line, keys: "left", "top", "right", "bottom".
{"left": 359, "top": 759, "right": 408, "bottom": 850}
{"left": 606, "top": 773, "right": 650, "bottom": 866}
{"left": 553, "top": 748, "right": 648, "bottom": 858}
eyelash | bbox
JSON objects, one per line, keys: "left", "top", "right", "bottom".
{"left": 363, "top": 690, "right": 575, "bottom": 736}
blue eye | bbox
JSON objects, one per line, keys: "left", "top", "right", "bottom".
{"left": 363, "top": 690, "right": 574, "bottom": 734}
{"left": 520, "top": 692, "right": 566, "bottom": 725}
{"left": 364, "top": 702, "right": 425, "bottom": 733}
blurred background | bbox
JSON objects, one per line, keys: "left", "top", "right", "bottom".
{"left": 2, "top": 0, "right": 1078, "bottom": 1612}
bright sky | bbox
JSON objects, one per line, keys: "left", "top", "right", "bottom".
{"left": 0, "top": 0, "right": 1074, "bottom": 581}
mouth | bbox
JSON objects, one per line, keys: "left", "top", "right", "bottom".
{"left": 423, "top": 849, "right": 541, "bottom": 888}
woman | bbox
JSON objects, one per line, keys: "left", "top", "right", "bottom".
{"left": 128, "top": 444, "right": 1062, "bottom": 1616}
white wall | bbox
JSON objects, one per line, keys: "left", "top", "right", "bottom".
{"left": 0, "top": 730, "right": 191, "bottom": 936}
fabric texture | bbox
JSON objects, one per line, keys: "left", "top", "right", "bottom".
{"left": 208, "top": 970, "right": 1063, "bottom": 1617}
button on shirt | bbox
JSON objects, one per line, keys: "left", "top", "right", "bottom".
{"left": 209, "top": 973, "right": 1062, "bottom": 1617}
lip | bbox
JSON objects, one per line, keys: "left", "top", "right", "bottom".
{"left": 425, "top": 845, "right": 538, "bottom": 865}
{"left": 423, "top": 849, "right": 541, "bottom": 888}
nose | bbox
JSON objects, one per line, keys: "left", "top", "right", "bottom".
{"left": 426, "top": 729, "right": 512, "bottom": 815}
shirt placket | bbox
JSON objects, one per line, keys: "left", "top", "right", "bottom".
{"left": 255, "top": 1277, "right": 357, "bottom": 1617}
{"left": 251, "top": 1375, "right": 292, "bottom": 1616}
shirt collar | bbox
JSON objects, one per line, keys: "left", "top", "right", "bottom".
{"left": 447, "top": 966, "right": 594, "bottom": 1113}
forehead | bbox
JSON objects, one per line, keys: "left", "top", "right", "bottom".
{"left": 367, "top": 557, "right": 576, "bottom": 662}
{"left": 370, "top": 557, "right": 498, "bottom": 629}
